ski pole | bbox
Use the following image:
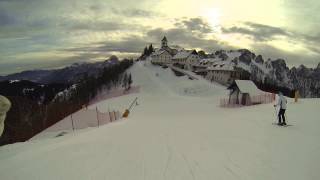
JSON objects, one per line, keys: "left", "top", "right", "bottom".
{"left": 285, "top": 112, "right": 288, "bottom": 123}
{"left": 274, "top": 106, "right": 278, "bottom": 123}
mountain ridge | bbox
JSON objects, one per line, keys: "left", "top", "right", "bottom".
{"left": 0, "top": 56, "right": 121, "bottom": 84}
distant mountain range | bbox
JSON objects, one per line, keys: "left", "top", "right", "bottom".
{"left": 0, "top": 56, "right": 120, "bottom": 84}
{"left": 0, "top": 80, "right": 69, "bottom": 104}
{"left": 212, "top": 49, "right": 320, "bottom": 98}
{"left": 220, "top": 50, "right": 320, "bottom": 98}
{"left": 0, "top": 56, "right": 122, "bottom": 104}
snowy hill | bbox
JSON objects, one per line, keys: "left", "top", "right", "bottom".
{"left": 0, "top": 61, "right": 319, "bottom": 180}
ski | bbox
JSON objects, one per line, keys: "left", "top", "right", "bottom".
{"left": 272, "top": 123, "right": 292, "bottom": 127}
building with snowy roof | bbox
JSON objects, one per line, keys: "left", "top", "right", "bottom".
{"left": 194, "top": 58, "right": 219, "bottom": 68}
{"left": 151, "top": 49, "right": 173, "bottom": 64}
{"left": 204, "top": 60, "right": 249, "bottom": 85}
{"left": 192, "top": 58, "right": 220, "bottom": 75}
{"left": 150, "top": 36, "right": 177, "bottom": 65}
{"left": 172, "top": 50, "right": 200, "bottom": 70}
{"left": 227, "top": 80, "right": 266, "bottom": 106}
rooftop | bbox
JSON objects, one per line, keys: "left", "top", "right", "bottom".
{"left": 230, "top": 80, "right": 265, "bottom": 96}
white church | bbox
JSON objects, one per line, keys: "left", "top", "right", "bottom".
{"left": 150, "top": 36, "right": 176, "bottom": 65}
{"left": 151, "top": 37, "right": 200, "bottom": 70}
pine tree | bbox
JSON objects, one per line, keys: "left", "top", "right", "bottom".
{"left": 143, "top": 47, "right": 148, "bottom": 56}
{"left": 148, "top": 44, "right": 154, "bottom": 55}
{"left": 128, "top": 74, "right": 132, "bottom": 90}
{"left": 198, "top": 50, "right": 207, "bottom": 58}
{"left": 122, "top": 73, "right": 128, "bottom": 89}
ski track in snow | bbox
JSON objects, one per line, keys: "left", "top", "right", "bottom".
{"left": 0, "top": 61, "right": 320, "bottom": 180}
{"left": 181, "top": 152, "right": 196, "bottom": 180}
{"left": 163, "top": 135, "right": 172, "bottom": 180}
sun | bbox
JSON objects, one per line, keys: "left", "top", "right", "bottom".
{"left": 203, "top": 8, "right": 222, "bottom": 27}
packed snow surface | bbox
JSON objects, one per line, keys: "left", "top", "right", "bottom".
{"left": 0, "top": 61, "right": 319, "bottom": 180}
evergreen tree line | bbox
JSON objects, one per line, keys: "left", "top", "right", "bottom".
{"left": 253, "top": 78, "right": 295, "bottom": 98}
{"left": 0, "top": 59, "right": 134, "bottom": 146}
{"left": 140, "top": 44, "right": 154, "bottom": 60}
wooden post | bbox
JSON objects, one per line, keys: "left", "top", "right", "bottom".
{"left": 294, "top": 90, "right": 299, "bottom": 103}
{"left": 113, "top": 111, "right": 117, "bottom": 121}
{"left": 96, "top": 106, "right": 99, "bottom": 127}
{"left": 43, "top": 105, "right": 47, "bottom": 129}
{"left": 272, "top": 93, "right": 276, "bottom": 101}
{"left": 71, "top": 114, "right": 74, "bottom": 132}
{"left": 109, "top": 110, "right": 112, "bottom": 122}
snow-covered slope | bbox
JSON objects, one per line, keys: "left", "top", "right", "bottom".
{"left": 0, "top": 62, "right": 319, "bottom": 180}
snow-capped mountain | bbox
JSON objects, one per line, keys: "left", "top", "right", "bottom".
{"left": 288, "top": 64, "right": 320, "bottom": 98}
{"left": 204, "top": 49, "right": 320, "bottom": 98}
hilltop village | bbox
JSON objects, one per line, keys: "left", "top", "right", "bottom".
{"left": 146, "top": 36, "right": 259, "bottom": 86}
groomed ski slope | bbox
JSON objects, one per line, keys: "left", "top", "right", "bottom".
{"left": 0, "top": 61, "right": 319, "bottom": 180}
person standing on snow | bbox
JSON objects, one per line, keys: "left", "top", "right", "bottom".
{"left": 274, "top": 92, "right": 287, "bottom": 126}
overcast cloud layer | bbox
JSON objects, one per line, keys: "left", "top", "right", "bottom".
{"left": 0, "top": 0, "right": 319, "bottom": 74}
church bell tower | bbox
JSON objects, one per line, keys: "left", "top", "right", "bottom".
{"left": 161, "top": 36, "right": 168, "bottom": 49}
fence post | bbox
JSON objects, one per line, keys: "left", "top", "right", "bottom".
{"left": 117, "top": 111, "right": 120, "bottom": 119}
{"left": 109, "top": 110, "right": 112, "bottom": 122}
{"left": 266, "top": 94, "right": 267, "bottom": 103}
{"left": 71, "top": 114, "right": 74, "bottom": 132}
{"left": 43, "top": 104, "right": 47, "bottom": 129}
{"left": 113, "top": 111, "right": 117, "bottom": 121}
{"left": 96, "top": 106, "right": 99, "bottom": 127}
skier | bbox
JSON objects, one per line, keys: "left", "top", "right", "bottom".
{"left": 274, "top": 92, "right": 287, "bottom": 126}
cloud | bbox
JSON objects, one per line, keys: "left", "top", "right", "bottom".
{"left": 222, "top": 22, "right": 290, "bottom": 41}
{"left": 146, "top": 17, "right": 230, "bottom": 51}
{"left": 110, "top": 8, "right": 159, "bottom": 18}
{"left": 283, "top": 0, "right": 320, "bottom": 33}
{"left": 147, "top": 27, "right": 224, "bottom": 51}
{"left": 64, "top": 20, "right": 147, "bottom": 32}
{"left": 175, "top": 17, "right": 213, "bottom": 34}
{"left": 0, "top": 0, "right": 318, "bottom": 74}
{"left": 67, "top": 36, "right": 150, "bottom": 54}
{"left": 297, "top": 33, "right": 320, "bottom": 54}
{"left": 67, "top": 17, "right": 227, "bottom": 56}
{"left": 221, "top": 21, "right": 320, "bottom": 59}
{"left": 251, "top": 43, "right": 319, "bottom": 68}
{"left": 0, "top": 9, "right": 16, "bottom": 26}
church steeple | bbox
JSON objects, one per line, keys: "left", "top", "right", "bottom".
{"left": 161, "top": 36, "right": 168, "bottom": 49}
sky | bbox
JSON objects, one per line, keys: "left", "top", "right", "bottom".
{"left": 0, "top": 0, "right": 319, "bottom": 75}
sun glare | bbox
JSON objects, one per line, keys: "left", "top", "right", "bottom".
{"left": 203, "top": 8, "right": 221, "bottom": 27}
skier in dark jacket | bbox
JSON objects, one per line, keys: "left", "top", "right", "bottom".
{"left": 274, "top": 92, "right": 287, "bottom": 125}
